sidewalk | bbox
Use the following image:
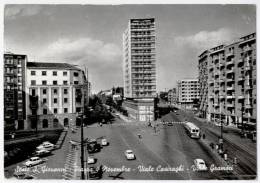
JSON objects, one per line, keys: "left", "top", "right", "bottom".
{"left": 195, "top": 117, "right": 256, "bottom": 157}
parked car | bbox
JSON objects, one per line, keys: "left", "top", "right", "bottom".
{"left": 87, "top": 156, "right": 96, "bottom": 164}
{"left": 12, "top": 172, "right": 35, "bottom": 179}
{"left": 25, "top": 157, "right": 43, "bottom": 167}
{"left": 101, "top": 139, "right": 108, "bottom": 146}
{"left": 124, "top": 150, "right": 136, "bottom": 160}
{"left": 168, "top": 122, "right": 173, "bottom": 126}
{"left": 87, "top": 139, "right": 101, "bottom": 153}
{"left": 194, "top": 159, "right": 207, "bottom": 171}
{"left": 34, "top": 149, "right": 51, "bottom": 157}
{"left": 36, "top": 141, "right": 55, "bottom": 151}
{"left": 88, "top": 166, "right": 103, "bottom": 179}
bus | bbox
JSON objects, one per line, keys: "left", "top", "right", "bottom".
{"left": 183, "top": 122, "right": 201, "bottom": 139}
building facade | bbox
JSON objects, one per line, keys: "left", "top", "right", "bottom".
{"left": 122, "top": 18, "right": 157, "bottom": 122}
{"left": 167, "top": 88, "right": 178, "bottom": 105}
{"left": 26, "top": 62, "right": 88, "bottom": 131}
{"left": 4, "top": 53, "right": 27, "bottom": 131}
{"left": 198, "top": 50, "right": 210, "bottom": 118}
{"left": 198, "top": 32, "right": 256, "bottom": 130}
{"left": 123, "top": 18, "right": 156, "bottom": 98}
{"left": 177, "top": 79, "right": 200, "bottom": 109}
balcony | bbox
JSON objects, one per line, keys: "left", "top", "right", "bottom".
{"left": 226, "top": 86, "right": 235, "bottom": 91}
{"left": 226, "top": 95, "right": 235, "bottom": 99}
{"left": 226, "top": 68, "right": 234, "bottom": 74}
{"left": 226, "top": 59, "right": 234, "bottom": 66}
{"left": 244, "top": 46, "right": 253, "bottom": 52}
{"left": 226, "top": 78, "right": 234, "bottom": 83}
{"left": 245, "top": 84, "right": 252, "bottom": 90}
{"left": 213, "top": 57, "right": 219, "bottom": 62}
{"left": 238, "top": 95, "right": 245, "bottom": 100}
{"left": 214, "top": 103, "right": 219, "bottom": 107}
{"left": 244, "top": 66, "right": 252, "bottom": 71}
{"left": 219, "top": 95, "right": 225, "bottom": 99}
{"left": 226, "top": 103, "right": 235, "bottom": 108}
{"left": 238, "top": 76, "right": 244, "bottom": 82}
{"left": 245, "top": 104, "right": 252, "bottom": 109}
{"left": 219, "top": 79, "right": 225, "bottom": 83}
{"left": 226, "top": 51, "right": 234, "bottom": 58}
{"left": 237, "top": 59, "right": 243, "bottom": 64}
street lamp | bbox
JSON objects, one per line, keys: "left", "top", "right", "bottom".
{"left": 76, "top": 111, "right": 85, "bottom": 180}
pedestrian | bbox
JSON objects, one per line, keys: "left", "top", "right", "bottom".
{"left": 202, "top": 133, "right": 206, "bottom": 139}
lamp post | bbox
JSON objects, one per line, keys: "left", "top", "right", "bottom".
{"left": 76, "top": 112, "right": 85, "bottom": 180}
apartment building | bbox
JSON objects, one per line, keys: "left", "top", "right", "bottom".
{"left": 168, "top": 88, "right": 178, "bottom": 104}
{"left": 4, "top": 53, "right": 27, "bottom": 131}
{"left": 177, "top": 79, "right": 200, "bottom": 109}
{"left": 26, "top": 62, "right": 88, "bottom": 131}
{"left": 199, "top": 32, "right": 256, "bottom": 130}
{"left": 122, "top": 18, "right": 156, "bottom": 122}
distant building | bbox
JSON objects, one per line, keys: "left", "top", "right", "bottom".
{"left": 4, "top": 53, "right": 27, "bottom": 131}
{"left": 198, "top": 32, "right": 256, "bottom": 130}
{"left": 26, "top": 62, "right": 88, "bottom": 131}
{"left": 177, "top": 79, "right": 200, "bottom": 109}
{"left": 112, "top": 87, "right": 124, "bottom": 101}
{"left": 168, "top": 88, "right": 177, "bottom": 104}
{"left": 122, "top": 18, "right": 156, "bottom": 122}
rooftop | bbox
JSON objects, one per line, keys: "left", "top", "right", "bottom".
{"left": 27, "top": 62, "right": 81, "bottom": 70}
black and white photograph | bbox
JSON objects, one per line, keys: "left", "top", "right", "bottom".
{"left": 2, "top": 1, "right": 258, "bottom": 181}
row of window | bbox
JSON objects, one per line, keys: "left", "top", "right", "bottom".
{"left": 31, "top": 70, "right": 79, "bottom": 77}
{"left": 41, "top": 107, "right": 81, "bottom": 115}
{"left": 42, "top": 97, "right": 69, "bottom": 104}
{"left": 5, "top": 58, "right": 23, "bottom": 65}
{"left": 31, "top": 80, "right": 79, "bottom": 85}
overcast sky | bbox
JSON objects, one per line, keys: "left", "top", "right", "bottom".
{"left": 4, "top": 4, "right": 256, "bottom": 93}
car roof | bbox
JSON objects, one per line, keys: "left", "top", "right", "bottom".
{"left": 30, "top": 157, "right": 40, "bottom": 159}
{"left": 126, "top": 150, "right": 133, "bottom": 152}
{"left": 195, "top": 159, "right": 205, "bottom": 162}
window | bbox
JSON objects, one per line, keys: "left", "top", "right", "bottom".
{"left": 43, "top": 98, "right": 47, "bottom": 104}
{"left": 43, "top": 108, "right": 48, "bottom": 114}
{"left": 76, "top": 107, "right": 81, "bottom": 113}
{"left": 64, "top": 108, "right": 68, "bottom": 113}
{"left": 54, "top": 108, "right": 58, "bottom": 114}
{"left": 42, "top": 119, "right": 48, "bottom": 128}
{"left": 64, "top": 89, "right": 68, "bottom": 94}
{"left": 74, "top": 72, "right": 79, "bottom": 77}
{"left": 74, "top": 81, "right": 79, "bottom": 85}
{"left": 31, "top": 80, "right": 36, "bottom": 86}
{"left": 43, "top": 89, "right": 47, "bottom": 95}
{"left": 63, "top": 72, "right": 67, "bottom": 76}
{"left": 18, "top": 68, "right": 22, "bottom": 74}
{"left": 64, "top": 118, "right": 69, "bottom": 127}
{"left": 31, "top": 71, "right": 36, "bottom": 75}
{"left": 32, "top": 89, "right": 36, "bottom": 96}
{"left": 53, "top": 71, "right": 57, "bottom": 76}
{"left": 53, "top": 118, "right": 59, "bottom": 128}
{"left": 63, "top": 81, "right": 68, "bottom": 85}
{"left": 53, "top": 81, "right": 58, "bottom": 85}
{"left": 42, "top": 80, "right": 47, "bottom": 85}
{"left": 42, "top": 71, "right": 47, "bottom": 76}
{"left": 18, "top": 76, "right": 22, "bottom": 83}
{"left": 64, "top": 98, "right": 68, "bottom": 103}
{"left": 54, "top": 98, "right": 58, "bottom": 103}
{"left": 54, "top": 89, "right": 58, "bottom": 95}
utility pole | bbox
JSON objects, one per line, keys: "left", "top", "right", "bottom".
{"left": 80, "top": 112, "right": 85, "bottom": 180}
